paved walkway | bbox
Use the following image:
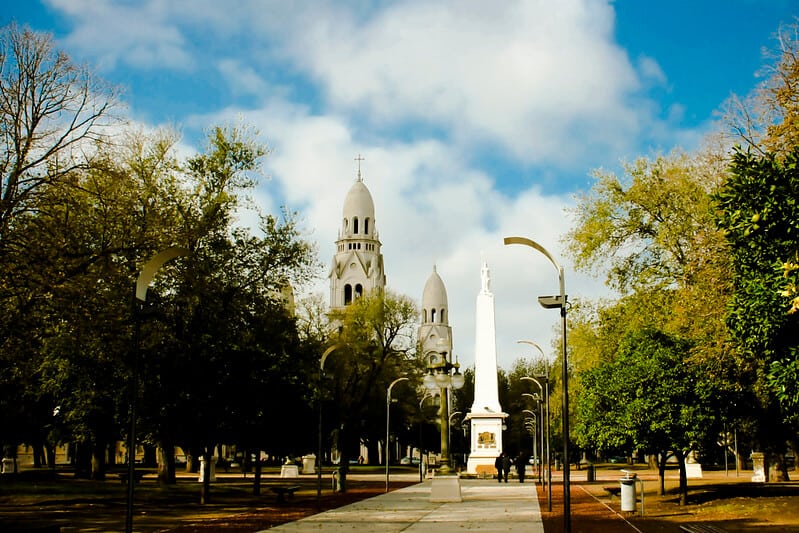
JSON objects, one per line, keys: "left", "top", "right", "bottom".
{"left": 264, "top": 478, "right": 544, "bottom": 532}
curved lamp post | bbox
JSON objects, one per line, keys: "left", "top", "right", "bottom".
{"left": 386, "top": 377, "right": 409, "bottom": 492}
{"left": 505, "top": 236, "right": 569, "bottom": 532}
{"left": 521, "top": 369, "right": 552, "bottom": 511}
{"left": 127, "top": 247, "right": 189, "bottom": 533}
{"left": 418, "top": 392, "right": 434, "bottom": 482}
{"left": 448, "top": 411, "right": 462, "bottom": 469}
{"left": 422, "top": 349, "right": 465, "bottom": 475}
{"left": 318, "top": 344, "right": 341, "bottom": 509}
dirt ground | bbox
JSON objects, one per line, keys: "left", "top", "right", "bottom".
{"left": 3, "top": 465, "right": 799, "bottom": 531}
{"left": 539, "top": 465, "right": 799, "bottom": 532}
{"left": 0, "top": 468, "right": 414, "bottom": 532}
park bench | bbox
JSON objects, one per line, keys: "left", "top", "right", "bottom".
{"left": 270, "top": 485, "right": 301, "bottom": 503}
{"left": 117, "top": 470, "right": 146, "bottom": 484}
{"left": 679, "top": 523, "right": 728, "bottom": 533}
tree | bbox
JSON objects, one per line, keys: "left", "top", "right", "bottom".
{"left": 0, "top": 128, "right": 184, "bottom": 479}
{"left": 714, "top": 147, "right": 799, "bottom": 479}
{"left": 723, "top": 22, "right": 799, "bottom": 157}
{"left": 324, "top": 289, "right": 419, "bottom": 492}
{"left": 136, "top": 126, "right": 318, "bottom": 500}
{"left": 0, "top": 23, "right": 116, "bottom": 251}
{"left": 575, "top": 328, "right": 714, "bottom": 505}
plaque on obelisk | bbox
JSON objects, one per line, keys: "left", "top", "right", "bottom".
{"left": 466, "top": 260, "right": 508, "bottom": 475}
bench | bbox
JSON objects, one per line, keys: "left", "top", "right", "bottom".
{"left": 270, "top": 485, "right": 301, "bottom": 503}
{"left": 118, "top": 470, "right": 146, "bottom": 484}
{"left": 679, "top": 524, "right": 728, "bottom": 533}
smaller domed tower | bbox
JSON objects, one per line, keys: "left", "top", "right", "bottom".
{"left": 419, "top": 265, "right": 452, "bottom": 355}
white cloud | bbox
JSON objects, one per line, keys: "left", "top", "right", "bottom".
{"left": 277, "top": 0, "right": 649, "bottom": 166}
{"left": 50, "top": 0, "right": 194, "bottom": 70}
{"left": 43, "top": 0, "right": 662, "bottom": 369}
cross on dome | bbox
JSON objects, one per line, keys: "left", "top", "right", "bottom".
{"left": 355, "top": 154, "right": 365, "bottom": 182}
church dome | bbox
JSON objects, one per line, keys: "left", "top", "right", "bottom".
{"left": 342, "top": 180, "right": 375, "bottom": 222}
{"left": 422, "top": 266, "right": 448, "bottom": 312}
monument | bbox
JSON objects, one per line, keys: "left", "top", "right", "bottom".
{"left": 466, "top": 260, "right": 508, "bottom": 475}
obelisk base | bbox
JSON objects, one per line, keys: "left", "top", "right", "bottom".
{"left": 466, "top": 413, "right": 506, "bottom": 475}
{"left": 430, "top": 474, "right": 462, "bottom": 502}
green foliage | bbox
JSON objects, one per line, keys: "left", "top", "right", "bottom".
{"left": 566, "top": 151, "right": 714, "bottom": 294}
{"left": 325, "top": 290, "right": 420, "bottom": 463}
{"left": 575, "top": 329, "right": 712, "bottom": 455}
{"left": 715, "top": 147, "right": 799, "bottom": 421}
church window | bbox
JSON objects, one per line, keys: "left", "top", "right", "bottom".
{"left": 440, "top": 309, "right": 446, "bottom": 323}
{"left": 344, "top": 284, "right": 353, "bottom": 305}
{"left": 353, "top": 217, "right": 359, "bottom": 234}
{"left": 364, "top": 218, "right": 370, "bottom": 235}
{"left": 343, "top": 218, "right": 349, "bottom": 232}
{"left": 423, "top": 309, "right": 428, "bottom": 323}
{"left": 431, "top": 308, "right": 437, "bottom": 323}
{"left": 355, "top": 284, "right": 363, "bottom": 298}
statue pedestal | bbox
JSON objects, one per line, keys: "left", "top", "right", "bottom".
{"left": 465, "top": 412, "right": 507, "bottom": 475}
{"left": 280, "top": 464, "right": 299, "bottom": 478}
{"left": 430, "top": 474, "right": 462, "bottom": 502}
{"left": 751, "top": 452, "right": 766, "bottom": 482}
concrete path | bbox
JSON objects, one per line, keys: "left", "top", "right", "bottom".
{"left": 264, "top": 478, "right": 544, "bottom": 532}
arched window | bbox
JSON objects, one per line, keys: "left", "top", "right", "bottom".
{"left": 441, "top": 309, "right": 446, "bottom": 323}
{"left": 353, "top": 217, "right": 359, "bottom": 234}
{"left": 343, "top": 218, "right": 348, "bottom": 232}
{"left": 355, "top": 284, "right": 363, "bottom": 298}
{"left": 344, "top": 284, "right": 353, "bottom": 305}
{"left": 364, "top": 218, "right": 370, "bottom": 235}
{"left": 431, "top": 308, "right": 437, "bottom": 323}
{"left": 423, "top": 309, "right": 428, "bottom": 323}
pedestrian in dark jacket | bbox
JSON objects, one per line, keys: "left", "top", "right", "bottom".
{"left": 494, "top": 453, "right": 504, "bottom": 483}
{"left": 515, "top": 452, "right": 527, "bottom": 483}
{"left": 501, "top": 453, "right": 513, "bottom": 482}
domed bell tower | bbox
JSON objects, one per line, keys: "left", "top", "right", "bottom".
{"left": 329, "top": 158, "right": 386, "bottom": 309}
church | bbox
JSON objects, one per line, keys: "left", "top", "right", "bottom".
{"left": 328, "top": 159, "right": 505, "bottom": 473}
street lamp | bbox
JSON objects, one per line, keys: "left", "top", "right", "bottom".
{"left": 127, "top": 247, "right": 189, "bottom": 533}
{"left": 386, "top": 377, "right": 409, "bottom": 492}
{"left": 505, "top": 236, "right": 569, "bottom": 532}
{"left": 418, "top": 392, "right": 434, "bottom": 482}
{"left": 521, "top": 370, "right": 551, "bottom": 511}
{"left": 448, "top": 411, "right": 462, "bottom": 469}
{"left": 318, "top": 344, "right": 341, "bottom": 508}
{"left": 422, "top": 349, "right": 465, "bottom": 475}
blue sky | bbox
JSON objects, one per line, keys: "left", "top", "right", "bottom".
{"left": 3, "top": 0, "right": 796, "bottom": 369}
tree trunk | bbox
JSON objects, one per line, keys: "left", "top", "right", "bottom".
{"left": 157, "top": 443, "right": 176, "bottom": 485}
{"left": 657, "top": 451, "right": 668, "bottom": 496}
{"left": 143, "top": 444, "right": 157, "bottom": 468}
{"left": 90, "top": 441, "right": 106, "bottom": 481}
{"left": 32, "top": 441, "right": 44, "bottom": 468}
{"left": 186, "top": 452, "right": 196, "bottom": 473}
{"left": 768, "top": 453, "right": 790, "bottom": 481}
{"left": 46, "top": 444, "right": 56, "bottom": 470}
{"left": 367, "top": 438, "right": 379, "bottom": 465}
{"left": 675, "top": 450, "right": 688, "bottom": 506}
{"left": 200, "top": 446, "right": 212, "bottom": 505}
{"left": 253, "top": 449, "right": 262, "bottom": 496}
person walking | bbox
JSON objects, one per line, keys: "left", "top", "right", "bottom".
{"left": 515, "top": 452, "right": 527, "bottom": 483}
{"left": 494, "top": 453, "right": 504, "bottom": 483}
{"left": 501, "top": 453, "right": 513, "bottom": 482}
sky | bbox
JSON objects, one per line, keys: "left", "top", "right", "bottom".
{"left": 3, "top": 0, "right": 797, "bottom": 371}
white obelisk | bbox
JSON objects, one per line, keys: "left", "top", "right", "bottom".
{"left": 466, "top": 259, "right": 508, "bottom": 475}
